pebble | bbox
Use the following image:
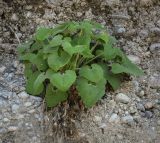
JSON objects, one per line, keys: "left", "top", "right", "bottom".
{"left": 149, "top": 43, "right": 160, "bottom": 52}
{"left": 145, "top": 111, "right": 153, "bottom": 118}
{"left": 109, "top": 113, "right": 120, "bottom": 123}
{"left": 28, "top": 109, "right": 36, "bottom": 114}
{"left": 99, "top": 123, "right": 107, "bottom": 129}
{"left": 121, "top": 115, "right": 134, "bottom": 124}
{"left": 129, "top": 106, "right": 137, "bottom": 114}
{"left": 93, "top": 116, "right": 102, "bottom": 123}
{"left": 139, "top": 90, "right": 145, "bottom": 97}
{"left": 11, "top": 104, "right": 20, "bottom": 113}
{"left": 3, "top": 118, "right": 10, "bottom": 122}
{"left": 77, "top": 12, "right": 83, "bottom": 17}
{"left": 8, "top": 126, "right": 18, "bottom": 132}
{"left": 24, "top": 102, "right": 32, "bottom": 107}
{"left": 115, "top": 25, "right": 126, "bottom": 35}
{"left": 139, "top": 30, "right": 148, "bottom": 38}
{"left": 127, "top": 55, "right": 141, "bottom": 64}
{"left": 115, "top": 93, "right": 131, "bottom": 104}
{"left": 11, "top": 13, "right": 19, "bottom": 21}
{"left": 136, "top": 103, "right": 145, "bottom": 112}
{"left": 144, "top": 102, "right": 153, "bottom": 109}
{"left": 18, "top": 91, "right": 29, "bottom": 99}
{"left": 149, "top": 75, "right": 160, "bottom": 89}
{"left": 0, "top": 128, "right": 7, "bottom": 134}
{"left": 157, "top": 120, "right": 160, "bottom": 126}
{"left": 0, "top": 66, "right": 6, "bottom": 73}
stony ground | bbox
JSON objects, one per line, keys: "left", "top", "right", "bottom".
{"left": 0, "top": 0, "right": 160, "bottom": 143}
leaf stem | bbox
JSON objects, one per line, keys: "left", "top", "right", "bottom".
{"left": 83, "top": 53, "right": 103, "bottom": 65}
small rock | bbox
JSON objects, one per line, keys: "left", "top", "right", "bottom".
{"left": 150, "top": 27, "right": 160, "bottom": 36}
{"left": 144, "top": 102, "right": 153, "bottom": 109}
{"left": 0, "top": 128, "right": 7, "bottom": 134}
{"left": 13, "top": 61, "right": 19, "bottom": 68}
{"left": 30, "top": 96, "right": 42, "bottom": 102}
{"left": 117, "top": 134, "right": 123, "bottom": 140}
{"left": 139, "top": 90, "right": 145, "bottom": 97}
{"left": 0, "top": 66, "right": 6, "bottom": 73}
{"left": 115, "top": 25, "right": 126, "bottom": 35}
{"left": 121, "top": 115, "right": 134, "bottom": 124}
{"left": 28, "top": 109, "right": 36, "bottom": 114}
{"left": 139, "top": 30, "right": 148, "bottom": 38}
{"left": 99, "top": 123, "right": 107, "bottom": 129}
{"left": 127, "top": 55, "right": 141, "bottom": 64}
{"left": 115, "top": 93, "right": 131, "bottom": 104}
{"left": 3, "top": 118, "right": 10, "bottom": 122}
{"left": 12, "top": 104, "right": 20, "bottom": 113}
{"left": 157, "top": 120, "right": 160, "bottom": 126}
{"left": 145, "top": 111, "right": 153, "bottom": 118}
{"left": 136, "top": 103, "right": 145, "bottom": 112}
{"left": 129, "top": 106, "right": 137, "bottom": 114}
{"left": 25, "top": 5, "right": 33, "bottom": 10}
{"left": 18, "top": 91, "right": 29, "bottom": 99}
{"left": 8, "top": 126, "right": 18, "bottom": 131}
{"left": 149, "top": 43, "right": 160, "bottom": 52}
{"left": 93, "top": 116, "right": 102, "bottom": 122}
{"left": 24, "top": 102, "right": 32, "bottom": 107}
{"left": 109, "top": 113, "right": 120, "bottom": 123}
{"left": 11, "top": 13, "right": 19, "bottom": 21}
{"left": 149, "top": 75, "right": 160, "bottom": 89}
{"left": 77, "top": 12, "right": 83, "bottom": 17}
{"left": 140, "top": 0, "right": 153, "bottom": 6}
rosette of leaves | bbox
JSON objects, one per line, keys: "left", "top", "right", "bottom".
{"left": 18, "top": 21, "right": 144, "bottom": 108}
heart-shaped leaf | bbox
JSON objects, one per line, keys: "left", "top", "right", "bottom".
{"left": 111, "top": 58, "right": 144, "bottom": 76}
{"left": 62, "top": 41, "right": 87, "bottom": 55}
{"left": 79, "top": 64, "right": 104, "bottom": 83}
{"left": 36, "top": 28, "right": 52, "bottom": 41}
{"left": 48, "top": 51, "right": 71, "bottom": 71}
{"left": 45, "top": 84, "right": 68, "bottom": 107}
{"left": 77, "top": 78, "right": 106, "bottom": 108}
{"left": 50, "top": 70, "right": 76, "bottom": 91}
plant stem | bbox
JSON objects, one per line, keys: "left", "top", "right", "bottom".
{"left": 91, "top": 41, "right": 98, "bottom": 52}
{"left": 83, "top": 53, "right": 103, "bottom": 65}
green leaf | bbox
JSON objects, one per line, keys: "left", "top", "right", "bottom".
{"left": 48, "top": 35, "right": 63, "bottom": 47}
{"left": 30, "top": 41, "right": 43, "bottom": 52}
{"left": 45, "top": 69, "right": 55, "bottom": 79}
{"left": 90, "top": 21, "right": 104, "bottom": 29}
{"left": 17, "top": 40, "right": 34, "bottom": 55}
{"left": 26, "top": 71, "right": 43, "bottom": 95}
{"left": 99, "top": 63, "right": 121, "bottom": 90}
{"left": 77, "top": 78, "right": 106, "bottom": 108}
{"left": 50, "top": 70, "right": 76, "bottom": 91}
{"left": 95, "top": 32, "right": 109, "bottom": 43}
{"left": 103, "top": 44, "right": 117, "bottom": 60}
{"left": 48, "top": 50, "right": 71, "bottom": 71}
{"left": 24, "top": 63, "right": 33, "bottom": 78}
{"left": 79, "top": 64, "right": 104, "bottom": 83}
{"left": 33, "top": 72, "right": 46, "bottom": 94}
{"left": 62, "top": 41, "right": 87, "bottom": 55}
{"left": 111, "top": 58, "right": 144, "bottom": 76}
{"left": 19, "top": 53, "right": 36, "bottom": 61}
{"left": 45, "top": 84, "right": 68, "bottom": 107}
{"left": 36, "top": 28, "right": 52, "bottom": 41}
{"left": 32, "top": 55, "right": 48, "bottom": 71}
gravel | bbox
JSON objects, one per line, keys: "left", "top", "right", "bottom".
{"left": 115, "top": 93, "right": 131, "bottom": 104}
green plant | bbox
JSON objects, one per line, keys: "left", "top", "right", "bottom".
{"left": 18, "top": 21, "right": 144, "bottom": 108}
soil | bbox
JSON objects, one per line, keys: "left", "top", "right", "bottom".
{"left": 0, "top": 0, "right": 160, "bottom": 143}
